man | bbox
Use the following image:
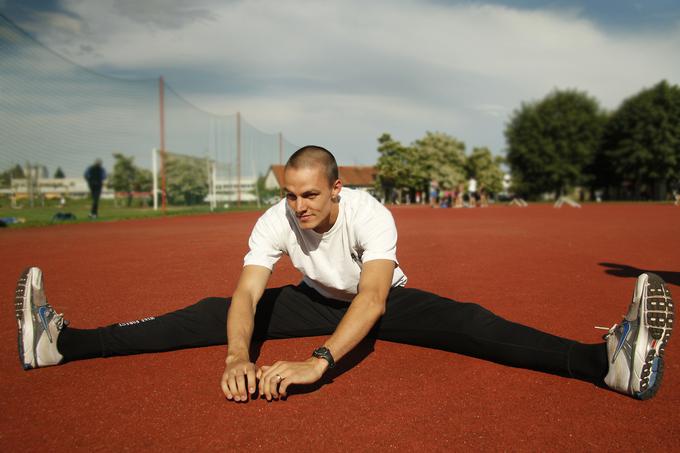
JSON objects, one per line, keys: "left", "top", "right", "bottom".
{"left": 16, "top": 146, "right": 674, "bottom": 401}
{"left": 84, "top": 158, "right": 106, "bottom": 218}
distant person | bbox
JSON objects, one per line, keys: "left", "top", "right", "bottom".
{"left": 429, "top": 182, "right": 439, "bottom": 208}
{"left": 479, "top": 184, "right": 489, "bottom": 208}
{"left": 467, "top": 177, "right": 478, "bottom": 207}
{"left": 84, "top": 159, "right": 106, "bottom": 219}
{"left": 454, "top": 183, "right": 464, "bottom": 208}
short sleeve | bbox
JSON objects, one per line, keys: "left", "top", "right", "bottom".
{"left": 243, "top": 206, "right": 285, "bottom": 270}
{"left": 355, "top": 197, "right": 399, "bottom": 264}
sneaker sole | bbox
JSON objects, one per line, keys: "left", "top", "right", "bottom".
{"left": 15, "top": 267, "right": 35, "bottom": 370}
{"left": 635, "top": 273, "right": 673, "bottom": 400}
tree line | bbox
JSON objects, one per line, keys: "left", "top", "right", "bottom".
{"left": 506, "top": 80, "right": 679, "bottom": 200}
{"left": 375, "top": 132, "right": 505, "bottom": 203}
{"left": 376, "top": 79, "right": 680, "bottom": 202}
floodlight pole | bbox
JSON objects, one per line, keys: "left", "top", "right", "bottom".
{"left": 152, "top": 148, "right": 158, "bottom": 210}
{"left": 237, "top": 111, "right": 241, "bottom": 207}
{"left": 159, "top": 76, "right": 167, "bottom": 212}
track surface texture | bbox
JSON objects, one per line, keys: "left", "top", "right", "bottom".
{"left": 1, "top": 204, "right": 679, "bottom": 451}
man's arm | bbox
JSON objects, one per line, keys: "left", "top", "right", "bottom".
{"left": 258, "top": 259, "right": 394, "bottom": 399}
{"left": 220, "top": 265, "right": 271, "bottom": 402}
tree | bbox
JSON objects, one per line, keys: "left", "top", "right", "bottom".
{"left": 466, "top": 147, "right": 504, "bottom": 194}
{"left": 412, "top": 131, "right": 467, "bottom": 190}
{"left": 54, "top": 167, "right": 65, "bottom": 178}
{"left": 375, "top": 133, "right": 417, "bottom": 202}
{"left": 0, "top": 164, "right": 25, "bottom": 187}
{"left": 110, "top": 153, "right": 138, "bottom": 206}
{"left": 597, "top": 80, "right": 680, "bottom": 200}
{"left": 164, "top": 154, "right": 208, "bottom": 205}
{"left": 505, "top": 89, "right": 606, "bottom": 198}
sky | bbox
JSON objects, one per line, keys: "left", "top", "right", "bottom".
{"left": 1, "top": 0, "right": 680, "bottom": 168}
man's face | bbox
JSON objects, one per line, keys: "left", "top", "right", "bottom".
{"left": 283, "top": 165, "right": 342, "bottom": 234}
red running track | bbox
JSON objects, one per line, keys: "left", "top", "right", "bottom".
{"left": 1, "top": 204, "right": 679, "bottom": 451}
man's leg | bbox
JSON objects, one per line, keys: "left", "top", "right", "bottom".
{"left": 91, "top": 186, "right": 101, "bottom": 216}
{"left": 372, "top": 287, "right": 608, "bottom": 383}
{"left": 16, "top": 267, "right": 347, "bottom": 368}
{"left": 58, "top": 284, "right": 349, "bottom": 363}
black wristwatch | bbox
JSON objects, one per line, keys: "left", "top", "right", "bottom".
{"left": 312, "top": 346, "right": 335, "bottom": 369}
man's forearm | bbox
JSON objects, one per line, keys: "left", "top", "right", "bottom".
{"left": 322, "top": 292, "right": 385, "bottom": 365}
{"left": 226, "top": 293, "right": 256, "bottom": 360}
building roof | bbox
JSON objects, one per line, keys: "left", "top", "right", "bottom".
{"left": 266, "top": 165, "right": 376, "bottom": 188}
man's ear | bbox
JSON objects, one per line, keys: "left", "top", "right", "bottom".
{"left": 331, "top": 179, "right": 342, "bottom": 199}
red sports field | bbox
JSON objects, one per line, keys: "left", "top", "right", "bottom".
{"left": 1, "top": 204, "right": 679, "bottom": 451}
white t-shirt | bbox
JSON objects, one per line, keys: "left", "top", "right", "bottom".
{"left": 243, "top": 187, "right": 407, "bottom": 301}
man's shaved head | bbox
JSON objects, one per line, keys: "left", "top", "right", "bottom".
{"left": 285, "top": 146, "right": 339, "bottom": 187}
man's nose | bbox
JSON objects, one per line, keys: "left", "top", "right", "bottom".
{"left": 295, "top": 198, "right": 306, "bottom": 212}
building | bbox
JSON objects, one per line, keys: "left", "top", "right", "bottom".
{"left": 264, "top": 165, "right": 377, "bottom": 192}
{"left": 4, "top": 177, "right": 114, "bottom": 200}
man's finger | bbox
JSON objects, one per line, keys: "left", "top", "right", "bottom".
{"left": 246, "top": 367, "right": 257, "bottom": 395}
{"left": 236, "top": 373, "right": 248, "bottom": 401}
{"left": 279, "top": 377, "right": 292, "bottom": 397}
{"left": 221, "top": 374, "right": 233, "bottom": 399}
{"left": 227, "top": 373, "right": 238, "bottom": 401}
{"left": 269, "top": 372, "right": 283, "bottom": 399}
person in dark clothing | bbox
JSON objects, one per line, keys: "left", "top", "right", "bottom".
{"left": 84, "top": 159, "right": 106, "bottom": 218}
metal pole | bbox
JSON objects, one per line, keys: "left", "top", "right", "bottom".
{"left": 278, "top": 132, "right": 283, "bottom": 165}
{"left": 152, "top": 148, "right": 158, "bottom": 210}
{"left": 159, "top": 76, "right": 167, "bottom": 212}
{"left": 237, "top": 112, "right": 241, "bottom": 207}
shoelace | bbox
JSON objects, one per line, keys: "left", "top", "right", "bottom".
{"left": 594, "top": 324, "right": 618, "bottom": 340}
{"left": 54, "top": 312, "right": 68, "bottom": 330}
{"left": 44, "top": 305, "right": 69, "bottom": 330}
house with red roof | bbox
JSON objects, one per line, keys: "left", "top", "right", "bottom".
{"left": 264, "top": 165, "right": 377, "bottom": 192}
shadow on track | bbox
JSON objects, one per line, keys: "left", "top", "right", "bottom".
{"left": 599, "top": 262, "right": 680, "bottom": 287}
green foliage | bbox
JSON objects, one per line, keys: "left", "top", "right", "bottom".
{"left": 0, "top": 164, "right": 25, "bottom": 187}
{"left": 164, "top": 153, "right": 208, "bottom": 205}
{"left": 597, "top": 80, "right": 680, "bottom": 199}
{"left": 375, "top": 133, "right": 418, "bottom": 192}
{"left": 505, "top": 89, "right": 606, "bottom": 198}
{"left": 412, "top": 131, "right": 467, "bottom": 189}
{"left": 467, "top": 147, "right": 504, "bottom": 194}
{"left": 375, "top": 132, "right": 473, "bottom": 201}
{"left": 53, "top": 167, "right": 65, "bottom": 178}
{"left": 110, "top": 153, "right": 152, "bottom": 206}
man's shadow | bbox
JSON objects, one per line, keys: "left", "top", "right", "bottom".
{"left": 599, "top": 262, "right": 680, "bottom": 287}
{"left": 249, "top": 336, "right": 376, "bottom": 398}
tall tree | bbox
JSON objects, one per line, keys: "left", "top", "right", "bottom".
{"left": 412, "top": 131, "right": 467, "bottom": 190}
{"left": 375, "top": 133, "right": 416, "bottom": 201}
{"left": 54, "top": 167, "right": 65, "bottom": 178}
{"left": 110, "top": 153, "right": 138, "bottom": 206}
{"left": 164, "top": 154, "right": 208, "bottom": 205}
{"left": 466, "top": 147, "right": 504, "bottom": 194}
{"left": 598, "top": 80, "right": 680, "bottom": 200}
{"left": 505, "top": 89, "right": 606, "bottom": 198}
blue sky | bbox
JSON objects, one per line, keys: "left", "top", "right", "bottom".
{"left": 1, "top": 0, "right": 679, "bottom": 170}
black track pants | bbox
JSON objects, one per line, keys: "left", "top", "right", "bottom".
{"left": 58, "top": 284, "right": 608, "bottom": 383}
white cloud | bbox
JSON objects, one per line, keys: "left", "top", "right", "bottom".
{"left": 3, "top": 0, "right": 680, "bottom": 167}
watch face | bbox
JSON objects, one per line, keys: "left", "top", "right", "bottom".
{"left": 313, "top": 347, "right": 335, "bottom": 367}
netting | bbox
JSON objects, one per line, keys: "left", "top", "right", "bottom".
{"left": 0, "top": 14, "right": 296, "bottom": 206}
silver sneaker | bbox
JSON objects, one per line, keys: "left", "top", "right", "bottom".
{"left": 15, "top": 267, "right": 67, "bottom": 369}
{"left": 603, "top": 273, "right": 674, "bottom": 399}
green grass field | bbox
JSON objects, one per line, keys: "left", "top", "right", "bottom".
{"left": 0, "top": 197, "right": 264, "bottom": 228}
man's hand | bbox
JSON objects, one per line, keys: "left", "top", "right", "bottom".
{"left": 221, "top": 355, "right": 258, "bottom": 402}
{"left": 257, "top": 358, "right": 328, "bottom": 400}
